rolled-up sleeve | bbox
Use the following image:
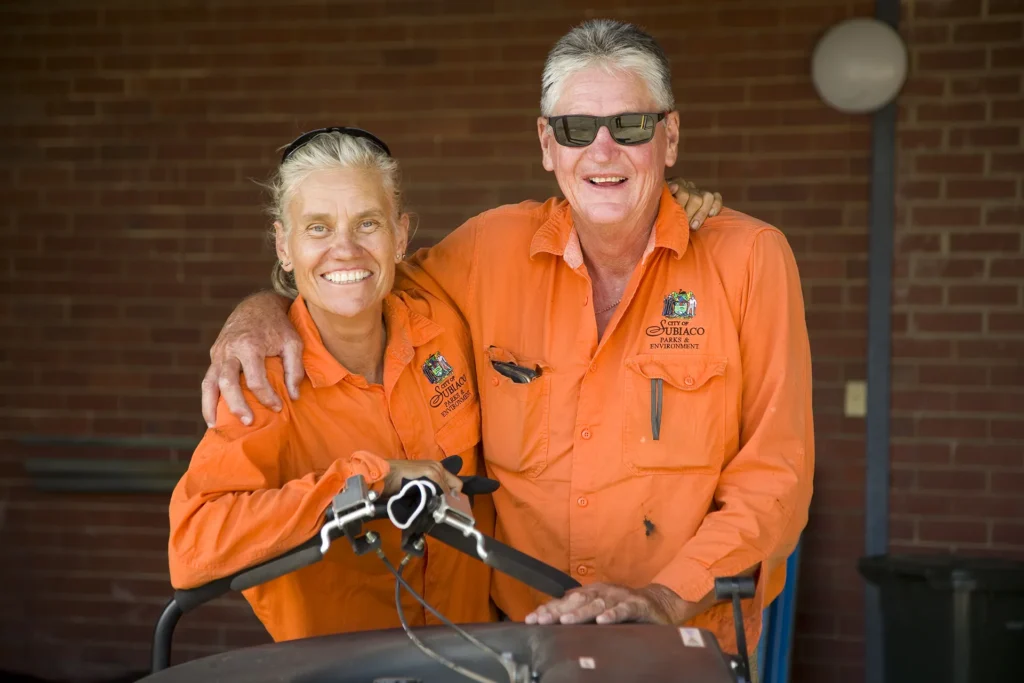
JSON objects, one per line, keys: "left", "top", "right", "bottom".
{"left": 168, "top": 379, "right": 391, "bottom": 590}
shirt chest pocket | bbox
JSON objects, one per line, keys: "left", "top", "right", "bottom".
{"left": 478, "top": 346, "right": 550, "bottom": 478}
{"left": 622, "top": 354, "right": 728, "bottom": 475}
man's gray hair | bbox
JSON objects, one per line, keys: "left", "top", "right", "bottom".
{"left": 540, "top": 19, "right": 675, "bottom": 116}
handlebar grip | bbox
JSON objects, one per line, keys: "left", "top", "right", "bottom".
{"left": 713, "top": 575, "right": 756, "bottom": 601}
{"left": 173, "top": 534, "right": 323, "bottom": 614}
{"left": 229, "top": 537, "right": 324, "bottom": 592}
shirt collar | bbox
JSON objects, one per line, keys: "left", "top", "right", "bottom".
{"left": 290, "top": 293, "right": 444, "bottom": 389}
{"left": 529, "top": 183, "right": 691, "bottom": 267}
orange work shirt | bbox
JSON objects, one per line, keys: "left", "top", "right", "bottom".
{"left": 400, "top": 185, "right": 814, "bottom": 652}
{"left": 169, "top": 291, "right": 494, "bottom": 641}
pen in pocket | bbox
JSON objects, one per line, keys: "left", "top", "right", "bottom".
{"left": 651, "top": 377, "right": 663, "bottom": 441}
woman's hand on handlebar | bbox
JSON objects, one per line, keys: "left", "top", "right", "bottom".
{"left": 382, "top": 460, "right": 464, "bottom": 497}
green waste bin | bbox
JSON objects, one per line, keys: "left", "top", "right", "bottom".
{"left": 859, "top": 554, "right": 1024, "bottom": 683}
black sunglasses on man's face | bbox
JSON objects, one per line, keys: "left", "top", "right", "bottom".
{"left": 280, "top": 126, "right": 392, "bottom": 163}
{"left": 546, "top": 112, "right": 667, "bottom": 148}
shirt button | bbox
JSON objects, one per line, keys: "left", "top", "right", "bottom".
{"left": 684, "top": 376, "right": 695, "bottom": 386}
{"left": 577, "top": 496, "right": 588, "bottom": 507}
{"left": 577, "top": 565, "right": 588, "bottom": 576}
{"left": 583, "top": 295, "right": 589, "bottom": 306}
{"left": 588, "top": 362, "right": 597, "bottom": 373}
{"left": 581, "top": 428, "right": 591, "bottom": 440}
{"left": 491, "top": 377, "right": 500, "bottom": 386}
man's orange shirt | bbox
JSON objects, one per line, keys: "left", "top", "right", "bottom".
{"left": 169, "top": 291, "right": 494, "bottom": 641}
{"left": 400, "top": 185, "right": 814, "bottom": 652}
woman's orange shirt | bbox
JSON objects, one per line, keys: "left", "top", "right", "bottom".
{"left": 168, "top": 291, "right": 495, "bottom": 641}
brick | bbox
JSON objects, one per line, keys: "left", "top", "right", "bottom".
{"left": 44, "top": 101, "right": 97, "bottom": 117}
{"left": 917, "top": 417, "right": 989, "bottom": 439}
{"left": 892, "top": 389, "right": 953, "bottom": 411}
{"left": 956, "top": 19, "right": 1024, "bottom": 42}
{"left": 992, "top": 472, "right": 1024, "bottom": 495}
{"left": 948, "top": 233, "right": 1020, "bottom": 252}
{"left": 899, "top": 129, "right": 944, "bottom": 149}
{"left": 891, "top": 492, "right": 952, "bottom": 516}
{"left": 917, "top": 48, "right": 986, "bottom": 71}
{"left": 909, "top": 205, "right": 981, "bottom": 227}
{"left": 902, "top": 75, "right": 946, "bottom": 98}
{"left": 916, "top": 103, "right": 987, "bottom": 123}
{"left": 896, "top": 284, "right": 944, "bottom": 305}
{"left": 896, "top": 234, "right": 942, "bottom": 254}
{"left": 955, "top": 444, "right": 1024, "bottom": 469}
{"left": 891, "top": 337, "right": 953, "bottom": 359}
{"left": 72, "top": 77, "right": 124, "bottom": 95}
{"left": 990, "top": 313, "right": 1024, "bottom": 332}
{"left": 952, "top": 496, "right": 1024, "bottom": 519}
{"left": 987, "top": 206, "right": 1024, "bottom": 226}
{"left": 991, "top": 153, "right": 1024, "bottom": 173}
{"left": 911, "top": 257, "right": 985, "bottom": 279}
{"left": 946, "top": 179, "right": 1018, "bottom": 200}
{"left": 889, "top": 517, "right": 915, "bottom": 541}
{"left": 918, "top": 520, "right": 987, "bottom": 544}
{"left": 917, "top": 469, "right": 988, "bottom": 492}
{"left": 993, "top": 99, "right": 1024, "bottom": 121}
{"left": 950, "top": 74, "right": 1021, "bottom": 96}
{"left": 918, "top": 364, "right": 989, "bottom": 386}
{"left": 892, "top": 441, "right": 954, "bottom": 467}
{"left": 947, "top": 284, "right": 1019, "bottom": 305}
{"left": 913, "top": 0, "right": 984, "bottom": 17}
{"left": 949, "top": 125, "right": 1021, "bottom": 147}
{"left": 914, "top": 153, "right": 985, "bottom": 174}
{"left": 992, "top": 419, "right": 1024, "bottom": 439}
{"left": 993, "top": 47, "right": 1024, "bottom": 69}
{"left": 993, "top": 523, "right": 1024, "bottom": 546}
{"left": 990, "top": 0, "right": 1024, "bottom": 13}
{"left": 899, "top": 180, "right": 941, "bottom": 199}
{"left": 954, "top": 390, "right": 1024, "bottom": 413}
{"left": 957, "top": 339, "right": 1024, "bottom": 360}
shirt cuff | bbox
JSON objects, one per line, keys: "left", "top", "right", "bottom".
{"left": 349, "top": 450, "right": 391, "bottom": 495}
{"left": 652, "top": 556, "right": 717, "bottom": 604}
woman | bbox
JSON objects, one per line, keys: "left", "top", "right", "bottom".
{"left": 168, "top": 128, "right": 494, "bottom": 641}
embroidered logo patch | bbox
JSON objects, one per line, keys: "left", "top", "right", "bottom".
{"left": 646, "top": 289, "right": 704, "bottom": 350}
{"left": 422, "top": 352, "right": 454, "bottom": 384}
{"left": 661, "top": 290, "right": 697, "bottom": 319}
{"left": 423, "top": 350, "right": 471, "bottom": 416}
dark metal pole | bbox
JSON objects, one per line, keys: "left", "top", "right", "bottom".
{"left": 865, "top": 2, "right": 900, "bottom": 683}
{"left": 151, "top": 598, "right": 183, "bottom": 673}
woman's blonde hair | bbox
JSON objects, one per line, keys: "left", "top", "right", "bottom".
{"left": 264, "top": 131, "right": 403, "bottom": 298}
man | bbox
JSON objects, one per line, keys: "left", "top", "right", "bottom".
{"left": 203, "top": 18, "right": 813, "bottom": 664}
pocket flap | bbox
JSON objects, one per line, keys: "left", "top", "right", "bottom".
{"left": 624, "top": 354, "right": 727, "bottom": 392}
{"left": 484, "top": 345, "right": 549, "bottom": 373}
{"left": 434, "top": 400, "right": 481, "bottom": 456}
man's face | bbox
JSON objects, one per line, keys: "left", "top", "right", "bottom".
{"left": 537, "top": 67, "right": 680, "bottom": 231}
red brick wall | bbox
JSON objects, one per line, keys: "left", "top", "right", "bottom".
{"left": 1, "top": 1, "right": 1020, "bottom": 682}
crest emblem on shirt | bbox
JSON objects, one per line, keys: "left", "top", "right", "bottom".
{"left": 662, "top": 290, "right": 697, "bottom": 319}
{"left": 422, "top": 352, "right": 454, "bottom": 384}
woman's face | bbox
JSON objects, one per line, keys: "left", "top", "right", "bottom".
{"left": 275, "top": 167, "right": 408, "bottom": 320}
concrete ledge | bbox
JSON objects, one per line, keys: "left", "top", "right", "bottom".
{"left": 17, "top": 436, "right": 195, "bottom": 493}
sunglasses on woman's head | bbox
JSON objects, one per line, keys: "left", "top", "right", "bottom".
{"left": 546, "top": 112, "right": 667, "bottom": 148}
{"left": 280, "top": 126, "right": 392, "bottom": 163}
